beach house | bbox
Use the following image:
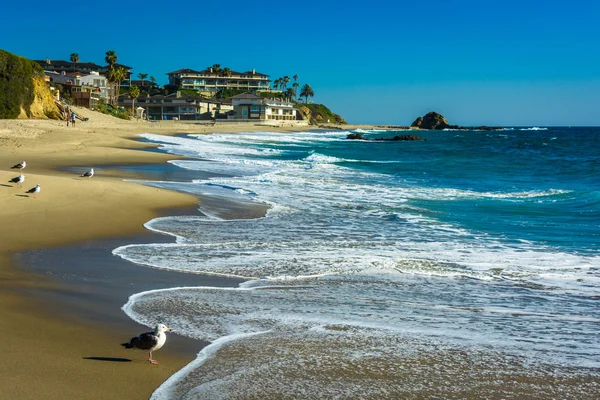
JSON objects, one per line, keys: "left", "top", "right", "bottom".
{"left": 118, "top": 92, "right": 225, "bottom": 121}
{"left": 45, "top": 70, "right": 109, "bottom": 108}
{"left": 226, "top": 93, "right": 299, "bottom": 122}
{"left": 166, "top": 68, "right": 271, "bottom": 96}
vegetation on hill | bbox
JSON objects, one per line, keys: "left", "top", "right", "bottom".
{"left": 299, "top": 103, "right": 346, "bottom": 125}
{"left": 0, "top": 49, "right": 61, "bottom": 119}
{"left": 95, "top": 99, "right": 130, "bottom": 120}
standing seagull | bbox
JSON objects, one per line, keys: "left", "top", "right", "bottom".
{"left": 9, "top": 174, "right": 25, "bottom": 188}
{"left": 26, "top": 184, "right": 40, "bottom": 198}
{"left": 80, "top": 168, "right": 94, "bottom": 178}
{"left": 11, "top": 161, "right": 26, "bottom": 170}
{"left": 121, "top": 323, "right": 173, "bottom": 365}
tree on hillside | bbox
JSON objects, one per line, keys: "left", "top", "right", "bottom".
{"left": 138, "top": 72, "right": 148, "bottom": 87}
{"left": 221, "top": 67, "right": 232, "bottom": 77}
{"left": 300, "top": 84, "right": 314, "bottom": 104}
{"left": 129, "top": 85, "right": 140, "bottom": 115}
{"left": 70, "top": 53, "right": 80, "bottom": 63}
{"left": 150, "top": 76, "right": 156, "bottom": 85}
{"left": 292, "top": 81, "right": 300, "bottom": 98}
{"left": 283, "top": 76, "right": 290, "bottom": 90}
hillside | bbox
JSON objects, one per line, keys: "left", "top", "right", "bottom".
{"left": 298, "top": 103, "right": 347, "bottom": 125}
{"left": 0, "top": 49, "right": 61, "bottom": 119}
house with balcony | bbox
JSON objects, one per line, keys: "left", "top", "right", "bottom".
{"left": 35, "top": 59, "right": 133, "bottom": 88}
{"left": 45, "top": 70, "right": 109, "bottom": 108}
{"left": 227, "top": 93, "right": 299, "bottom": 122}
{"left": 166, "top": 68, "right": 271, "bottom": 96}
{"left": 118, "top": 92, "right": 226, "bottom": 121}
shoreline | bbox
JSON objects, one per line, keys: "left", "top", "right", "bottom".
{"left": 0, "top": 108, "right": 315, "bottom": 399}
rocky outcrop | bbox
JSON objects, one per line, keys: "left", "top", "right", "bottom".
{"left": 298, "top": 106, "right": 312, "bottom": 122}
{"left": 410, "top": 111, "right": 503, "bottom": 131}
{"left": 346, "top": 133, "right": 421, "bottom": 141}
{"left": 411, "top": 112, "right": 449, "bottom": 130}
{"left": 0, "top": 49, "right": 61, "bottom": 119}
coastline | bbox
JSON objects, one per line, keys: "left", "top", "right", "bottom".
{"left": 0, "top": 108, "right": 325, "bottom": 399}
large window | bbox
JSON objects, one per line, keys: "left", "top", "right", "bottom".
{"left": 242, "top": 109, "right": 248, "bottom": 117}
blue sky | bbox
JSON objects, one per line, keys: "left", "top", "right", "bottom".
{"left": 2, "top": 0, "right": 598, "bottom": 125}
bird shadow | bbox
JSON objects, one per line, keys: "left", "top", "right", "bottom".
{"left": 83, "top": 356, "right": 132, "bottom": 363}
{"left": 0, "top": 184, "right": 13, "bottom": 187}
{"left": 15, "top": 194, "right": 30, "bottom": 198}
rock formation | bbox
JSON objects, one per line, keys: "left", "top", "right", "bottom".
{"left": 410, "top": 111, "right": 503, "bottom": 131}
{"left": 411, "top": 112, "right": 449, "bottom": 130}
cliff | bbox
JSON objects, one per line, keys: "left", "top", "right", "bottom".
{"left": 0, "top": 49, "right": 62, "bottom": 119}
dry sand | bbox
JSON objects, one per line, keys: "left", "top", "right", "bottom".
{"left": 0, "top": 108, "right": 326, "bottom": 399}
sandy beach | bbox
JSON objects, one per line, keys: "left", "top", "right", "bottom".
{"left": 0, "top": 108, "right": 326, "bottom": 399}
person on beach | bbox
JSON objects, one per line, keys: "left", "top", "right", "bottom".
{"left": 65, "top": 110, "right": 69, "bottom": 127}
{"left": 71, "top": 112, "right": 76, "bottom": 127}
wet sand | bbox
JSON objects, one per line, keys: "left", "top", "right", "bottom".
{"left": 0, "top": 107, "right": 306, "bottom": 399}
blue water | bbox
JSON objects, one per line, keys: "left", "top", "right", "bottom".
{"left": 114, "top": 127, "right": 600, "bottom": 398}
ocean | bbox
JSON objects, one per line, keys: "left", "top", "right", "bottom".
{"left": 113, "top": 127, "right": 600, "bottom": 398}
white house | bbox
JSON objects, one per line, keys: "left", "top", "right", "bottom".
{"left": 77, "top": 71, "right": 109, "bottom": 102}
{"left": 229, "top": 93, "right": 298, "bottom": 121}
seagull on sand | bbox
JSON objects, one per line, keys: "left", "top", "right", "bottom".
{"left": 9, "top": 174, "right": 25, "bottom": 188}
{"left": 80, "top": 168, "right": 94, "bottom": 178}
{"left": 121, "top": 324, "right": 173, "bottom": 365}
{"left": 11, "top": 161, "right": 26, "bottom": 170}
{"left": 26, "top": 184, "right": 40, "bottom": 198}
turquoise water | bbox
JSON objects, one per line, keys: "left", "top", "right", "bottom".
{"left": 114, "top": 127, "right": 600, "bottom": 398}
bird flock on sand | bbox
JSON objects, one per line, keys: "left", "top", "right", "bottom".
{"left": 6, "top": 161, "right": 95, "bottom": 199}
{"left": 7, "top": 161, "right": 173, "bottom": 364}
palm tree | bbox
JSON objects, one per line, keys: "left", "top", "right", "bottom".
{"left": 105, "top": 50, "right": 118, "bottom": 68}
{"left": 129, "top": 85, "right": 140, "bottom": 115}
{"left": 70, "top": 53, "right": 80, "bottom": 63}
{"left": 293, "top": 74, "right": 299, "bottom": 83}
{"left": 299, "top": 84, "right": 314, "bottom": 104}
{"left": 138, "top": 73, "right": 148, "bottom": 87}
{"left": 108, "top": 66, "right": 127, "bottom": 105}
{"left": 207, "top": 64, "right": 221, "bottom": 74}
{"left": 285, "top": 88, "right": 295, "bottom": 100}
{"left": 221, "top": 67, "right": 232, "bottom": 77}
{"left": 292, "top": 82, "right": 300, "bottom": 98}
{"left": 283, "top": 76, "right": 290, "bottom": 90}
{"left": 150, "top": 76, "right": 157, "bottom": 85}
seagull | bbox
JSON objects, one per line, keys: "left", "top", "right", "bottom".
{"left": 9, "top": 174, "right": 25, "bottom": 188}
{"left": 121, "top": 323, "right": 173, "bottom": 365}
{"left": 26, "top": 184, "right": 40, "bottom": 198}
{"left": 11, "top": 161, "right": 26, "bottom": 170}
{"left": 80, "top": 168, "right": 94, "bottom": 178}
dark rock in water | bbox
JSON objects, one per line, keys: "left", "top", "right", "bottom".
{"left": 346, "top": 133, "right": 421, "bottom": 141}
{"left": 392, "top": 135, "right": 421, "bottom": 141}
{"left": 411, "top": 112, "right": 449, "bottom": 130}
{"left": 346, "top": 133, "right": 365, "bottom": 140}
{"left": 410, "top": 111, "right": 503, "bottom": 131}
